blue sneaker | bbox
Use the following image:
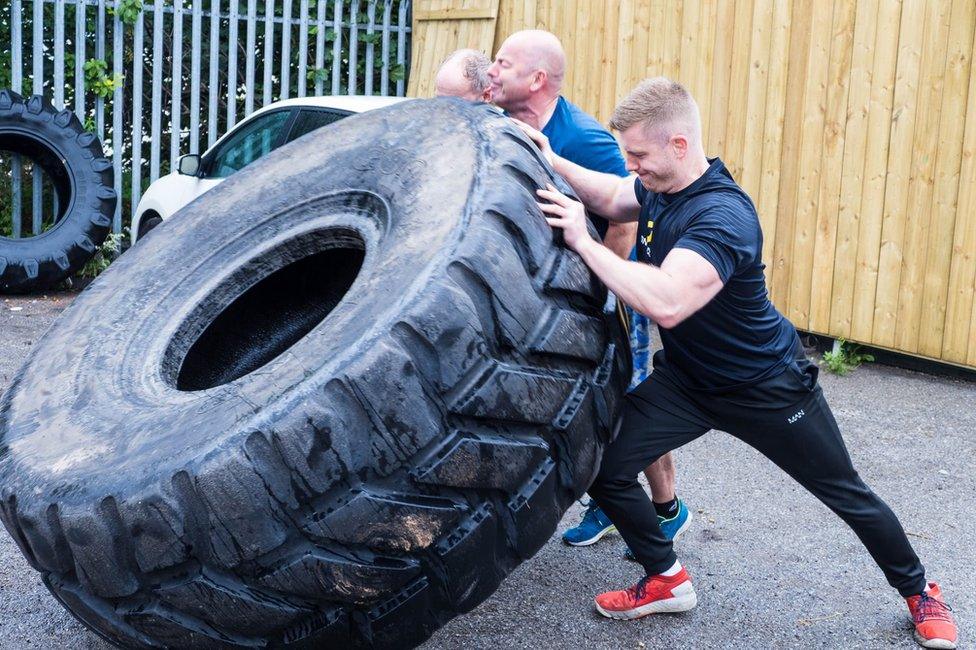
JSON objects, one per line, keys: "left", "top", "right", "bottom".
{"left": 562, "top": 501, "right": 616, "bottom": 546}
{"left": 625, "top": 499, "right": 693, "bottom": 561}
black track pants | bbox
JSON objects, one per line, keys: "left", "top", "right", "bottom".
{"left": 588, "top": 347, "right": 927, "bottom": 598}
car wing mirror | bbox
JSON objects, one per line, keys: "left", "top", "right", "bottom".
{"left": 177, "top": 153, "right": 201, "bottom": 176}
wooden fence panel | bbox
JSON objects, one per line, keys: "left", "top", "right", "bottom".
{"left": 409, "top": 0, "right": 976, "bottom": 368}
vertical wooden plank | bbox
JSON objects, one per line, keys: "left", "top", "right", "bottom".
{"left": 723, "top": 0, "right": 756, "bottom": 182}
{"left": 807, "top": 0, "right": 857, "bottom": 335}
{"left": 75, "top": 0, "right": 85, "bottom": 118}
{"left": 705, "top": 0, "right": 734, "bottom": 161}
{"left": 226, "top": 0, "right": 240, "bottom": 127}
{"left": 828, "top": 0, "right": 880, "bottom": 337}
{"left": 132, "top": 8, "right": 144, "bottom": 221}
{"left": 893, "top": 0, "right": 951, "bottom": 353}
{"left": 692, "top": 0, "right": 717, "bottom": 142}
{"left": 662, "top": 0, "right": 682, "bottom": 80}
{"left": 208, "top": 0, "right": 221, "bottom": 146}
{"left": 850, "top": 0, "right": 902, "bottom": 343}
{"left": 677, "top": 0, "right": 703, "bottom": 99}
{"left": 614, "top": 0, "right": 636, "bottom": 112}
{"left": 597, "top": 0, "right": 620, "bottom": 121}
{"left": 263, "top": 0, "right": 275, "bottom": 104}
{"left": 942, "top": 26, "right": 976, "bottom": 363}
{"left": 190, "top": 0, "right": 203, "bottom": 153}
{"left": 150, "top": 0, "right": 164, "bottom": 181}
{"left": 737, "top": 0, "right": 775, "bottom": 198}
{"left": 245, "top": 0, "right": 257, "bottom": 116}
{"left": 298, "top": 0, "right": 309, "bottom": 97}
{"left": 785, "top": 1, "right": 835, "bottom": 329}
{"left": 918, "top": 0, "right": 976, "bottom": 358}
{"left": 768, "top": 0, "right": 812, "bottom": 308}
{"left": 280, "top": 0, "right": 292, "bottom": 99}
{"left": 756, "top": 0, "right": 791, "bottom": 270}
{"left": 894, "top": 0, "right": 958, "bottom": 352}
{"left": 112, "top": 11, "right": 123, "bottom": 232}
{"left": 870, "top": 0, "right": 933, "bottom": 348}
{"left": 624, "top": 0, "right": 650, "bottom": 95}
{"left": 171, "top": 0, "right": 184, "bottom": 169}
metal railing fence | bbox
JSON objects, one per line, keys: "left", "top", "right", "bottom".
{"left": 1, "top": 0, "right": 411, "bottom": 238}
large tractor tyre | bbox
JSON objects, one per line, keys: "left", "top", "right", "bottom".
{"left": 0, "top": 90, "right": 115, "bottom": 293}
{"left": 0, "top": 99, "right": 630, "bottom": 648}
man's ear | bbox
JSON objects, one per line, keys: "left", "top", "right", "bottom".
{"left": 671, "top": 134, "right": 690, "bottom": 159}
{"left": 482, "top": 87, "right": 494, "bottom": 103}
{"left": 529, "top": 70, "right": 547, "bottom": 92}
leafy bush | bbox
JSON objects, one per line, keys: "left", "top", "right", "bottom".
{"left": 820, "top": 339, "right": 874, "bottom": 376}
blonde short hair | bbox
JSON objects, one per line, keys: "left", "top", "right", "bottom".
{"left": 609, "top": 77, "right": 701, "bottom": 143}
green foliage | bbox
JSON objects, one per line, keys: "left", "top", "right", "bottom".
{"left": 821, "top": 339, "right": 875, "bottom": 376}
{"left": 77, "top": 231, "right": 125, "bottom": 279}
{"left": 83, "top": 59, "right": 124, "bottom": 99}
{"left": 112, "top": 0, "right": 144, "bottom": 26}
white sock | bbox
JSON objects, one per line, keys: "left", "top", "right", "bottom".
{"left": 660, "top": 560, "right": 682, "bottom": 577}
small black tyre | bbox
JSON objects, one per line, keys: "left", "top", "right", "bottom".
{"left": 0, "top": 90, "right": 115, "bottom": 293}
{"left": 0, "top": 99, "right": 630, "bottom": 648}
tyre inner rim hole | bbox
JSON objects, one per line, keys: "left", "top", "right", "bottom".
{"left": 174, "top": 236, "right": 365, "bottom": 391}
{"left": 0, "top": 140, "right": 73, "bottom": 238}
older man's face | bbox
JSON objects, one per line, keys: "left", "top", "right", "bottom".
{"left": 486, "top": 38, "right": 538, "bottom": 108}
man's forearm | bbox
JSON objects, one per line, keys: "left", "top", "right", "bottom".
{"left": 551, "top": 154, "right": 631, "bottom": 220}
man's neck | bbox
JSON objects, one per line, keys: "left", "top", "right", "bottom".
{"left": 507, "top": 94, "right": 560, "bottom": 130}
{"left": 668, "top": 157, "right": 711, "bottom": 194}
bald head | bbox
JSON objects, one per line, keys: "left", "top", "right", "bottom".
{"left": 487, "top": 29, "right": 566, "bottom": 112}
{"left": 434, "top": 49, "right": 492, "bottom": 102}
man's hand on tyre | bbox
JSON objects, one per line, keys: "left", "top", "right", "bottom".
{"left": 511, "top": 118, "right": 555, "bottom": 166}
{"left": 537, "top": 183, "right": 592, "bottom": 253}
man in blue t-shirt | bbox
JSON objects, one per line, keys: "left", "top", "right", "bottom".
{"left": 488, "top": 30, "right": 691, "bottom": 551}
{"left": 515, "top": 77, "right": 956, "bottom": 650}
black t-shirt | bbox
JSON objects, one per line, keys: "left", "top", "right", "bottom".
{"left": 635, "top": 158, "right": 798, "bottom": 391}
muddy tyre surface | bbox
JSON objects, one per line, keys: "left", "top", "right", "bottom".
{"left": 0, "top": 90, "right": 115, "bottom": 293}
{"left": 0, "top": 99, "right": 630, "bottom": 648}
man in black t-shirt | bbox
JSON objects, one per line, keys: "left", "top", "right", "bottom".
{"left": 515, "top": 77, "right": 957, "bottom": 650}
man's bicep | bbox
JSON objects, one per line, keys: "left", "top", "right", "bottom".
{"left": 660, "top": 248, "right": 725, "bottom": 313}
{"left": 610, "top": 176, "right": 641, "bottom": 221}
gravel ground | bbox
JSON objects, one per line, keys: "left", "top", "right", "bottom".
{"left": 1, "top": 292, "right": 973, "bottom": 649}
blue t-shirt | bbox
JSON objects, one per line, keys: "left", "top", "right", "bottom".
{"left": 634, "top": 158, "right": 798, "bottom": 391}
{"left": 542, "top": 96, "right": 628, "bottom": 237}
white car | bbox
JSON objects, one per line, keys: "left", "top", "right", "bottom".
{"left": 130, "top": 95, "right": 409, "bottom": 245}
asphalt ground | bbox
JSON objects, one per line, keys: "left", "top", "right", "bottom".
{"left": 1, "top": 291, "right": 972, "bottom": 649}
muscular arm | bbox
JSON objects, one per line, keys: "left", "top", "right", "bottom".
{"left": 536, "top": 185, "right": 724, "bottom": 328}
{"left": 513, "top": 119, "right": 641, "bottom": 223}
{"left": 575, "top": 242, "right": 723, "bottom": 328}
{"left": 550, "top": 156, "right": 641, "bottom": 223}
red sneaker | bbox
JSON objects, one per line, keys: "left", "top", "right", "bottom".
{"left": 906, "top": 583, "right": 958, "bottom": 649}
{"left": 594, "top": 567, "right": 697, "bottom": 620}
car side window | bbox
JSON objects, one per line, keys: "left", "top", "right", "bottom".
{"left": 286, "top": 109, "right": 351, "bottom": 143}
{"left": 206, "top": 110, "right": 293, "bottom": 178}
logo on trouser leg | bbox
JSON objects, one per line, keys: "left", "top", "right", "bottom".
{"left": 787, "top": 409, "right": 805, "bottom": 424}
